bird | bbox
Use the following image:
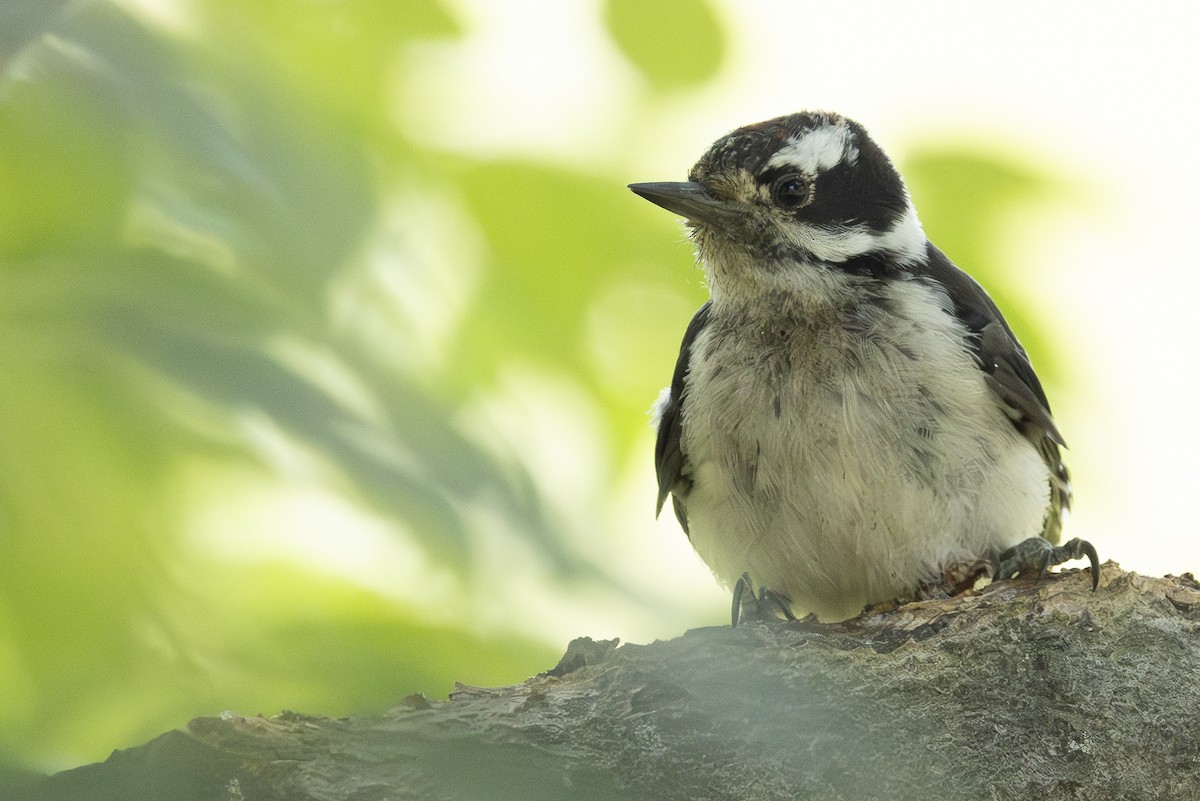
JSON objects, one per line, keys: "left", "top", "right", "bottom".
{"left": 629, "top": 110, "right": 1098, "bottom": 624}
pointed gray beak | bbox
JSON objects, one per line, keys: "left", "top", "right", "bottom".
{"left": 628, "top": 181, "right": 741, "bottom": 227}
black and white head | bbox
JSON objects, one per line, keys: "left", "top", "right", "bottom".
{"left": 630, "top": 111, "right": 928, "bottom": 304}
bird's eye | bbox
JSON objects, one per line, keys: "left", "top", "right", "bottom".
{"left": 771, "top": 174, "right": 812, "bottom": 208}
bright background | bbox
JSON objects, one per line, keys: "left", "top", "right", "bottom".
{"left": 1, "top": 0, "right": 1198, "bottom": 774}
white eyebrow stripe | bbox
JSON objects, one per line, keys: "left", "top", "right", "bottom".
{"left": 766, "top": 123, "right": 858, "bottom": 174}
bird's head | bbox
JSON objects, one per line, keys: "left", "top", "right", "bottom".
{"left": 631, "top": 111, "right": 928, "bottom": 304}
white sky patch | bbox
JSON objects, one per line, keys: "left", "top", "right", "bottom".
{"left": 393, "top": 0, "right": 637, "bottom": 165}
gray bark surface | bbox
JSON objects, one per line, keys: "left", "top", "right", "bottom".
{"left": 27, "top": 564, "right": 1200, "bottom": 800}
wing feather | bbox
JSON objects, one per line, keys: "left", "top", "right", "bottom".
{"left": 915, "top": 243, "right": 1071, "bottom": 539}
{"left": 654, "top": 302, "right": 712, "bottom": 534}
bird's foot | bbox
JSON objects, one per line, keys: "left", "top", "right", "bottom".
{"left": 731, "top": 572, "right": 796, "bottom": 627}
{"left": 993, "top": 536, "right": 1100, "bottom": 591}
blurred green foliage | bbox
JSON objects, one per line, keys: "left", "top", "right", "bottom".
{"left": 0, "top": 0, "right": 729, "bottom": 771}
{"left": 0, "top": 0, "right": 564, "bottom": 769}
{"left": 0, "top": 0, "right": 1069, "bottom": 775}
{"left": 604, "top": 0, "right": 725, "bottom": 91}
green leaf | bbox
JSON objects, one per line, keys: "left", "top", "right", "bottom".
{"left": 604, "top": 0, "right": 725, "bottom": 92}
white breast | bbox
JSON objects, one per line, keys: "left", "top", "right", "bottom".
{"left": 677, "top": 278, "right": 1050, "bottom": 621}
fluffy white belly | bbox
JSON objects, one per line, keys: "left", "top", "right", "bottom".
{"left": 679, "top": 292, "right": 1050, "bottom": 621}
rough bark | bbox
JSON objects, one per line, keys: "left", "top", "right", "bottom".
{"left": 24, "top": 564, "right": 1200, "bottom": 800}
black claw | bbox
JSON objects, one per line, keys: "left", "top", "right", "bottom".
{"left": 761, "top": 587, "right": 797, "bottom": 621}
{"left": 731, "top": 572, "right": 751, "bottom": 628}
{"left": 731, "top": 572, "right": 795, "bottom": 627}
{"left": 1066, "top": 537, "right": 1101, "bottom": 591}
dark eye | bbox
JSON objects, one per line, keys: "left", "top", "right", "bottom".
{"left": 771, "top": 174, "right": 811, "bottom": 208}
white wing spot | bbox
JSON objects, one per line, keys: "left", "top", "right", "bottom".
{"left": 649, "top": 385, "right": 672, "bottom": 428}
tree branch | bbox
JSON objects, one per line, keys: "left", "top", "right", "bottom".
{"left": 29, "top": 564, "right": 1200, "bottom": 800}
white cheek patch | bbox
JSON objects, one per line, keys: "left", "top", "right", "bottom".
{"left": 766, "top": 121, "right": 858, "bottom": 174}
{"left": 780, "top": 201, "right": 927, "bottom": 265}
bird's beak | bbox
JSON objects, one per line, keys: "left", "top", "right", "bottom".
{"left": 628, "top": 182, "right": 741, "bottom": 227}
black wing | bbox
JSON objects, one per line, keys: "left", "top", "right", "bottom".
{"left": 655, "top": 301, "right": 712, "bottom": 535}
{"left": 916, "top": 242, "right": 1071, "bottom": 539}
